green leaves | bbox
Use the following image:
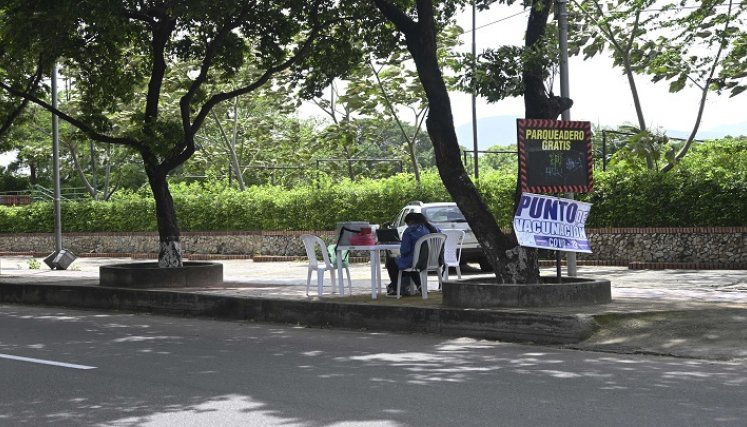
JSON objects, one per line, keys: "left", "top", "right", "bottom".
{"left": 642, "top": 1, "right": 747, "bottom": 96}
{"left": 1, "top": 138, "right": 745, "bottom": 232}
{"left": 668, "top": 74, "right": 687, "bottom": 92}
{"left": 456, "top": 45, "right": 526, "bottom": 102}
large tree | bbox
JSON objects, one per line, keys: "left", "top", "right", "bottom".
{"left": 0, "top": 0, "right": 381, "bottom": 266}
{"left": 369, "top": 0, "right": 571, "bottom": 283}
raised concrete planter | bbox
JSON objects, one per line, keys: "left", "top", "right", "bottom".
{"left": 0, "top": 281, "right": 597, "bottom": 344}
{"left": 99, "top": 262, "right": 223, "bottom": 288}
{"left": 442, "top": 277, "right": 611, "bottom": 308}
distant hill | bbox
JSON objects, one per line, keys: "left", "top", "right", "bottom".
{"left": 667, "top": 124, "right": 747, "bottom": 140}
{"left": 456, "top": 115, "right": 747, "bottom": 150}
{"left": 455, "top": 116, "right": 519, "bottom": 151}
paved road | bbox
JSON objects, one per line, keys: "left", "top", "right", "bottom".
{"left": 1, "top": 256, "right": 746, "bottom": 361}
{"left": 2, "top": 304, "right": 747, "bottom": 427}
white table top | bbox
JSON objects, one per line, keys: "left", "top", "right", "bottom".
{"left": 336, "top": 244, "right": 401, "bottom": 251}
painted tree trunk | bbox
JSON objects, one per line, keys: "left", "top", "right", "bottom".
{"left": 145, "top": 164, "right": 182, "bottom": 268}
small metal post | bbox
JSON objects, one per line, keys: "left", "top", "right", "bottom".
{"left": 602, "top": 130, "right": 608, "bottom": 171}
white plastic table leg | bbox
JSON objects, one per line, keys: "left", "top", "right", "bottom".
{"left": 368, "top": 251, "right": 376, "bottom": 299}
{"left": 370, "top": 250, "right": 380, "bottom": 299}
{"left": 336, "top": 249, "right": 345, "bottom": 295}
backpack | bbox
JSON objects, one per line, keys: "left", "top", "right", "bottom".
{"left": 387, "top": 275, "right": 420, "bottom": 296}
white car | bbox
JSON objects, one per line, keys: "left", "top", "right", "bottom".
{"left": 391, "top": 201, "right": 491, "bottom": 271}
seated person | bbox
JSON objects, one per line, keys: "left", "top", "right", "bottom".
{"left": 385, "top": 212, "right": 441, "bottom": 296}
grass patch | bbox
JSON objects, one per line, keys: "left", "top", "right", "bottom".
{"left": 594, "top": 311, "right": 691, "bottom": 327}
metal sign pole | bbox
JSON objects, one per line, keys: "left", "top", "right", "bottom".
{"left": 52, "top": 64, "right": 62, "bottom": 254}
{"left": 557, "top": 0, "right": 577, "bottom": 277}
{"left": 44, "top": 63, "right": 77, "bottom": 270}
{"left": 555, "top": 194, "right": 562, "bottom": 280}
{"left": 471, "top": 1, "right": 479, "bottom": 180}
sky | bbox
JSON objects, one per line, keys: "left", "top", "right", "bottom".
{"left": 449, "top": 2, "right": 747, "bottom": 149}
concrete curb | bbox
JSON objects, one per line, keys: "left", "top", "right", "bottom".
{"left": 443, "top": 277, "right": 611, "bottom": 308}
{"left": 0, "top": 281, "right": 597, "bottom": 345}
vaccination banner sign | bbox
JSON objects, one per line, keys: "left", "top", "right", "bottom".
{"left": 513, "top": 192, "right": 593, "bottom": 253}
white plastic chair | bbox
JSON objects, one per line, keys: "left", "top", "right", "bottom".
{"left": 441, "top": 229, "right": 465, "bottom": 281}
{"left": 397, "top": 233, "right": 446, "bottom": 300}
{"left": 301, "top": 234, "right": 351, "bottom": 296}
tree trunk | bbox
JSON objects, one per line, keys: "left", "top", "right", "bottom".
{"left": 65, "top": 140, "right": 98, "bottom": 198}
{"left": 144, "top": 161, "right": 182, "bottom": 267}
{"left": 405, "top": 136, "right": 422, "bottom": 182}
{"left": 103, "top": 143, "right": 112, "bottom": 200}
{"left": 523, "top": 0, "right": 573, "bottom": 120}
{"left": 513, "top": 0, "right": 576, "bottom": 283}
{"left": 375, "top": 1, "right": 523, "bottom": 283}
{"left": 211, "top": 107, "right": 246, "bottom": 190}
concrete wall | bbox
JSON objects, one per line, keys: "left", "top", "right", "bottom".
{"left": 0, "top": 227, "right": 744, "bottom": 267}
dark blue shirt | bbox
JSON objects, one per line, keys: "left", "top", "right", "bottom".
{"left": 396, "top": 223, "right": 441, "bottom": 269}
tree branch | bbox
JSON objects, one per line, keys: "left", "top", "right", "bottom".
{"left": 0, "top": 65, "right": 44, "bottom": 139}
{"left": 0, "top": 80, "right": 139, "bottom": 147}
{"left": 371, "top": 0, "right": 418, "bottom": 35}
{"left": 662, "top": 0, "right": 735, "bottom": 172}
{"left": 167, "top": 4, "right": 258, "bottom": 171}
{"left": 189, "top": 14, "right": 325, "bottom": 137}
{"left": 368, "top": 59, "right": 422, "bottom": 180}
{"left": 143, "top": 7, "right": 176, "bottom": 124}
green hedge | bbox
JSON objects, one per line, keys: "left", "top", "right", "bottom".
{"left": 580, "top": 138, "right": 747, "bottom": 227}
{"left": 0, "top": 168, "right": 743, "bottom": 233}
{"left": 581, "top": 169, "right": 746, "bottom": 227}
{"left": 0, "top": 138, "right": 745, "bottom": 232}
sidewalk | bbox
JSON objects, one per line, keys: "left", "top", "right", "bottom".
{"left": 1, "top": 256, "right": 746, "bottom": 361}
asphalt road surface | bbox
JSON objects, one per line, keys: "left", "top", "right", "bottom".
{"left": 1, "top": 304, "right": 746, "bottom": 427}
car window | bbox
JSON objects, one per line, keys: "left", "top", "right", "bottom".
{"left": 422, "top": 206, "right": 466, "bottom": 223}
